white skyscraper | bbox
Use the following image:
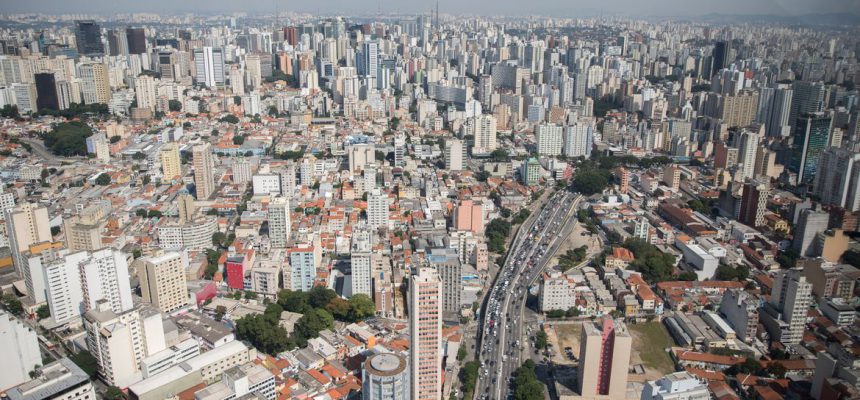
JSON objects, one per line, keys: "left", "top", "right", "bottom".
{"left": 473, "top": 114, "right": 498, "bottom": 155}
{"left": 445, "top": 139, "right": 466, "bottom": 171}
{"left": 350, "top": 227, "right": 373, "bottom": 297}
{"left": 358, "top": 41, "right": 379, "bottom": 78}
{"left": 5, "top": 203, "right": 52, "bottom": 277}
{"left": 563, "top": 123, "right": 593, "bottom": 158}
{"left": 536, "top": 123, "right": 564, "bottom": 156}
{"left": 737, "top": 129, "right": 761, "bottom": 181}
{"left": 762, "top": 268, "right": 812, "bottom": 344}
{"left": 367, "top": 189, "right": 388, "bottom": 229}
{"left": 134, "top": 75, "right": 158, "bottom": 111}
{"left": 268, "top": 196, "right": 291, "bottom": 248}
{"left": 193, "top": 47, "right": 225, "bottom": 87}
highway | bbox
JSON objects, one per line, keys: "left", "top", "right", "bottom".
{"left": 474, "top": 190, "right": 582, "bottom": 399}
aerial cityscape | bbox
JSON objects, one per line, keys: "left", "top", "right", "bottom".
{"left": 0, "top": 1, "right": 857, "bottom": 400}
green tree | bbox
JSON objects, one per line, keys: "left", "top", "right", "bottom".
{"left": 168, "top": 100, "right": 182, "bottom": 112}
{"left": 36, "top": 304, "right": 50, "bottom": 319}
{"left": 95, "top": 173, "right": 111, "bottom": 186}
{"left": 457, "top": 346, "right": 468, "bottom": 362}
{"left": 460, "top": 361, "right": 480, "bottom": 399}
{"left": 220, "top": 114, "right": 239, "bottom": 124}
{"left": 347, "top": 294, "right": 376, "bottom": 321}
{"left": 69, "top": 350, "right": 98, "bottom": 378}
{"left": 308, "top": 286, "right": 337, "bottom": 309}
{"left": 104, "top": 386, "right": 125, "bottom": 400}
{"left": 42, "top": 121, "right": 93, "bottom": 156}
{"left": 571, "top": 166, "right": 611, "bottom": 195}
{"left": 535, "top": 330, "right": 548, "bottom": 349}
{"left": 1, "top": 293, "right": 23, "bottom": 315}
{"left": 233, "top": 135, "right": 245, "bottom": 145}
{"left": 235, "top": 313, "right": 292, "bottom": 354}
{"left": 212, "top": 231, "right": 227, "bottom": 247}
{"left": 513, "top": 360, "right": 545, "bottom": 400}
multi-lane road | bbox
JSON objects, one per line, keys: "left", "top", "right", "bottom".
{"left": 474, "top": 190, "right": 582, "bottom": 399}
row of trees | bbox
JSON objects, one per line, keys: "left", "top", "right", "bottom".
{"left": 512, "top": 360, "right": 545, "bottom": 400}
{"left": 234, "top": 287, "right": 375, "bottom": 355}
{"left": 486, "top": 218, "right": 512, "bottom": 253}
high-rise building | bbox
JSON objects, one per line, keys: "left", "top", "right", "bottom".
{"left": 289, "top": 240, "right": 321, "bottom": 292}
{"left": 762, "top": 268, "right": 812, "bottom": 345}
{"left": 410, "top": 268, "right": 442, "bottom": 400}
{"left": 77, "top": 62, "right": 111, "bottom": 104}
{"left": 125, "top": 28, "right": 146, "bottom": 54}
{"left": 736, "top": 129, "right": 760, "bottom": 181}
{"left": 738, "top": 180, "right": 770, "bottom": 227}
{"left": 563, "top": 123, "right": 593, "bottom": 158}
{"left": 718, "top": 289, "right": 759, "bottom": 344}
{"left": 362, "top": 353, "right": 410, "bottom": 400}
{"left": 793, "top": 209, "right": 830, "bottom": 257}
{"left": 350, "top": 227, "right": 373, "bottom": 297}
{"left": 134, "top": 75, "right": 158, "bottom": 111}
{"left": 137, "top": 251, "right": 189, "bottom": 313}
{"left": 34, "top": 73, "right": 59, "bottom": 111}
{"left": 791, "top": 112, "right": 832, "bottom": 184}
{"left": 357, "top": 41, "right": 379, "bottom": 78}
{"left": 84, "top": 302, "right": 167, "bottom": 387}
{"left": 160, "top": 142, "right": 182, "bottom": 180}
{"left": 348, "top": 143, "right": 375, "bottom": 173}
{"left": 192, "top": 143, "right": 216, "bottom": 199}
{"left": 74, "top": 20, "right": 104, "bottom": 56}
{"left": 444, "top": 139, "right": 465, "bottom": 171}
{"left": 789, "top": 81, "right": 825, "bottom": 128}
{"left": 711, "top": 41, "right": 730, "bottom": 75}
{"left": 577, "top": 318, "right": 632, "bottom": 399}
{"left": 536, "top": 123, "right": 564, "bottom": 156}
{"left": 813, "top": 147, "right": 860, "bottom": 212}
{"left": 758, "top": 84, "right": 793, "bottom": 137}
{"left": 63, "top": 213, "right": 106, "bottom": 252}
{"left": 428, "top": 248, "right": 462, "bottom": 314}
{"left": 268, "top": 196, "right": 291, "bottom": 248}
{"left": 472, "top": 114, "right": 498, "bottom": 155}
{"left": 5, "top": 203, "right": 51, "bottom": 277}
{"left": 107, "top": 29, "right": 128, "bottom": 56}
{"left": 720, "top": 90, "right": 759, "bottom": 128}
{"left": 367, "top": 188, "right": 388, "bottom": 229}
{"left": 0, "top": 311, "right": 41, "bottom": 392}
{"left": 393, "top": 134, "right": 406, "bottom": 167}
{"left": 193, "top": 47, "right": 225, "bottom": 87}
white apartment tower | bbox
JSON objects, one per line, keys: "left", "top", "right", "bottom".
{"left": 268, "top": 196, "right": 291, "bottom": 248}
{"left": 410, "top": 268, "right": 442, "bottom": 400}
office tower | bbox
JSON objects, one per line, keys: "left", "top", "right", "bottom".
{"left": 577, "top": 318, "right": 632, "bottom": 399}
{"left": 813, "top": 147, "right": 860, "bottom": 212}
{"left": 367, "top": 189, "right": 388, "bottom": 229}
{"left": 192, "top": 143, "right": 216, "bottom": 199}
{"left": 429, "top": 248, "right": 462, "bottom": 314}
{"left": 193, "top": 47, "right": 225, "bottom": 87}
{"left": 160, "top": 142, "right": 182, "bottom": 180}
{"left": 736, "top": 129, "right": 761, "bottom": 181}
{"left": 711, "top": 41, "right": 730, "bottom": 74}
{"left": 107, "top": 29, "right": 128, "bottom": 56}
{"left": 177, "top": 193, "right": 195, "bottom": 223}
{"left": 762, "top": 268, "right": 812, "bottom": 345}
{"left": 350, "top": 227, "right": 373, "bottom": 297}
{"left": 84, "top": 302, "right": 167, "bottom": 387}
{"left": 283, "top": 27, "right": 298, "bottom": 47}
{"left": 358, "top": 41, "right": 379, "bottom": 78}
{"left": 564, "top": 123, "right": 593, "bottom": 158}
{"left": 473, "top": 114, "right": 498, "bottom": 155}
{"left": 718, "top": 289, "right": 759, "bottom": 344}
{"left": 134, "top": 75, "right": 158, "bottom": 111}
{"left": 409, "top": 268, "right": 442, "bottom": 400}
{"left": 268, "top": 196, "right": 291, "bottom": 248}
{"left": 758, "top": 84, "right": 793, "bottom": 137}
{"left": 348, "top": 143, "right": 375, "bottom": 173}
{"left": 289, "top": 240, "right": 321, "bottom": 292}
{"left": 125, "top": 28, "right": 146, "bottom": 54}
{"left": 137, "top": 251, "right": 189, "bottom": 313}
{"left": 362, "top": 353, "right": 410, "bottom": 400}
{"left": 793, "top": 209, "right": 830, "bottom": 256}
{"left": 789, "top": 81, "right": 825, "bottom": 128}
{"left": 791, "top": 112, "right": 832, "bottom": 184}
{"left": 34, "top": 73, "right": 59, "bottom": 111}
{"left": 74, "top": 20, "right": 104, "bottom": 56}
{"left": 0, "top": 311, "right": 41, "bottom": 392}
{"left": 536, "top": 123, "right": 564, "bottom": 156}
{"left": 77, "top": 62, "right": 111, "bottom": 104}
{"left": 738, "top": 180, "right": 770, "bottom": 227}
{"left": 5, "top": 203, "right": 51, "bottom": 277}
{"left": 445, "top": 139, "right": 465, "bottom": 171}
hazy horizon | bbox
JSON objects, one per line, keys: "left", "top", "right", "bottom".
{"left": 1, "top": 0, "right": 858, "bottom": 18}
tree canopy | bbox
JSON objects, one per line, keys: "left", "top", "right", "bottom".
{"left": 486, "top": 218, "right": 511, "bottom": 253}
{"left": 43, "top": 121, "right": 93, "bottom": 156}
{"left": 622, "top": 238, "right": 677, "bottom": 283}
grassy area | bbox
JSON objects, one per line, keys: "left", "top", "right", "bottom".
{"left": 628, "top": 321, "right": 675, "bottom": 374}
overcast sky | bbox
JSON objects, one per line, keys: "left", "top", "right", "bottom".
{"left": 1, "top": 0, "right": 858, "bottom": 17}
